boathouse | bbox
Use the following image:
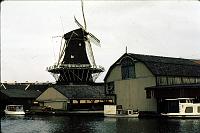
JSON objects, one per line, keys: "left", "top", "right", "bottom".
{"left": 0, "top": 83, "right": 48, "bottom": 110}
{"left": 36, "top": 83, "right": 113, "bottom": 111}
{"left": 104, "top": 53, "right": 200, "bottom": 113}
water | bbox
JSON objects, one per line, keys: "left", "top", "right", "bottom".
{"left": 1, "top": 115, "right": 200, "bottom": 133}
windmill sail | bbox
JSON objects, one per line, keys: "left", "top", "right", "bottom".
{"left": 74, "top": 16, "right": 84, "bottom": 29}
{"left": 85, "top": 40, "right": 96, "bottom": 67}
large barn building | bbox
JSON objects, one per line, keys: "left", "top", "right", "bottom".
{"left": 104, "top": 53, "right": 200, "bottom": 113}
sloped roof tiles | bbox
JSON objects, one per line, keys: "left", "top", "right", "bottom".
{"left": 129, "top": 53, "right": 200, "bottom": 77}
{"left": 0, "top": 83, "right": 48, "bottom": 98}
{"left": 52, "top": 84, "right": 110, "bottom": 99}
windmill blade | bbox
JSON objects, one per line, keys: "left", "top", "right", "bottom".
{"left": 85, "top": 39, "right": 96, "bottom": 67}
{"left": 74, "top": 16, "right": 84, "bottom": 29}
{"left": 57, "top": 36, "right": 65, "bottom": 65}
{"left": 88, "top": 32, "right": 100, "bottom": 43}
{"left": 87, "top": 35, "right": 101, "bottom": 47}
{"left": 52, "top": 35, "right": 62, "bottom": 38}
{"left": 88, "top": 32, "right": 101, "bottom": 47}
{"left": 81, "top": 0, "right": 87, "bottom": 30}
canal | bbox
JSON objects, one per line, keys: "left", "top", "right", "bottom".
{"left": 1, "top": 115, "right": 200, "bottom": 133}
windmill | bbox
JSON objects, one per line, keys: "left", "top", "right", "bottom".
{"left": 47, "top": 0, "right": 104, "bottom": 85}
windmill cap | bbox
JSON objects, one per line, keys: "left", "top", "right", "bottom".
{"left": 64, "top": 28, "right": 88, "bottom": 40}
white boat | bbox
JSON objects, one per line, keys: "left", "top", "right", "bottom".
{"left": 104, "top": 113, "right": 139, "bottom": 118}
{"left": 104, "top": 105, "right": 139, "bottom": 118}
{"left": 4, "top": 105, "right": 25, "bottom": 115}
{"left": 161, "top": 98, "right": 200, "bottom": 118}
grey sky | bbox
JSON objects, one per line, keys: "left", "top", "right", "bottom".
{"left": 1, "top": 1, "right": 200, "bottom": 83}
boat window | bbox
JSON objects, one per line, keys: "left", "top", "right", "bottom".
{"left": 180, "top": 99, "right": 186, "bottom": 103}
{"left": 198, "top": 106, "right": 200, "bottom": 113}
{"left": 185, "top": 107, "right": 193, "bottom": 113}
{"left": 7, "top": 106, "right": 16, "bottom": 111}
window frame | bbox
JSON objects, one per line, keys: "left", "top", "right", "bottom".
{"left": 185, "top": 107, "right": 193, "bottom": 113}
{"left": 121, "top": 58, "right": 136, "bottom": 80}
{"left": 146, "top": 90, "right": 151, "bottom": 99}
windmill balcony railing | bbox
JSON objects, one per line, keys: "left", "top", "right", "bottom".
{"left": 47, "top": 64, "right": 105, "bottom": 71}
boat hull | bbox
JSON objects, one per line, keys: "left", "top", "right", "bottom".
{"left": 4, "top": 110, "right": 25, "bottom": 115}
{"left": 161, "top": 113, "right": 200, "bottom": 118}
{"left": 104, "top": 114, "right": 139, "bottom": 118}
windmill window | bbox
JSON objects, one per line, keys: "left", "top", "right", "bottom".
{"left": 71, "top": 55, "right": 74, "bottom": 59}
{"left": 79, "top": 43, "right": 82, "bottom": 46}
{"left": 121, "top": 58, "right": 135, "bottom": 80}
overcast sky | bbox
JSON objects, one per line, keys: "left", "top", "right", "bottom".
{"left": 1, "top": 1, "right": 200, "bottom": 83}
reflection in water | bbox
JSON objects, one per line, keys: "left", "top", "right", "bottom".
{"left": 116, "top": 118, "right": 181, "bottom": 133}
{"left": 89, "top": 117, "right": 117, "bottom": 133}
{"left": 1, "top": 115, "right": 200, "bottom": 133}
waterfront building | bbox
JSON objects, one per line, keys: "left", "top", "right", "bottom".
{"left": 0, "top": 82, "right": 113, "bottom": 112}
{"left": 36, "top": 84, "right": 113, "bottom": 110}
{"left": 0, "top": 83, "right": 48, "bottom": 110}
{"left": 104, "top": 53, "right": 200, "bottom": 113}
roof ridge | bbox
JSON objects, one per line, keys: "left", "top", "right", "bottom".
{"left": 128, "top": 53, "right": 199, "bottom": 66}
{"left": 128, "top": 53, "right": 193, "bottom": 60}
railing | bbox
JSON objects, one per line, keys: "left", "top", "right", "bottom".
{"left": 47, "top": 64, "right": 105, "bottom": 71}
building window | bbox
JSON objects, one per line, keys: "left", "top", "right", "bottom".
{"left": 146, "top": 90, "right": 151, "bottom": 99}
{"left": 106, "top": 82, "right": 114, "bottom": 94}
{"left": 121, "top": 58, "right": 135, "bottom": 80}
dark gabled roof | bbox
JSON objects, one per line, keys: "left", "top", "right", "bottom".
{"left": 0, "top": 83, "right": 49, "bottom": 98}
{"left": 104, "top": 53, "right": 200, "bottom": 81}
{"left": 129, "top": 54, "right": 197, "bottom": 65}
{"left": 129, "top": 53, "right": 200, "bottom": 77}
{"left": 0, "top": 89, "right": 41, "bottom": 98}
{"left": 52, "top": 84, "right": 110, "bottom": 99}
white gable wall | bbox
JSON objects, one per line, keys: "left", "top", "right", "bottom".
{"left": 106, "top": 61, "right": 157, "bottom": 112}
{"left": 36, "top": 87, "right": 68, "bottom": 110}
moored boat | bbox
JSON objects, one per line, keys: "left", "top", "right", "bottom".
{"left": 161, "top": 98, "right": 200, "bottom": 118}
{"left": 4, "top": 105, "right": 25, "bottom": 115}
{"left": 104, "top": 113, "right": 139, "bottom": 118}
{"left": 104, "top": 105, "right": 139, "bottom": 118}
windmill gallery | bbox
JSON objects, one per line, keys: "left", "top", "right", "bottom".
{"left": 1, "top": 2, "right": 200, "bottom": 117}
